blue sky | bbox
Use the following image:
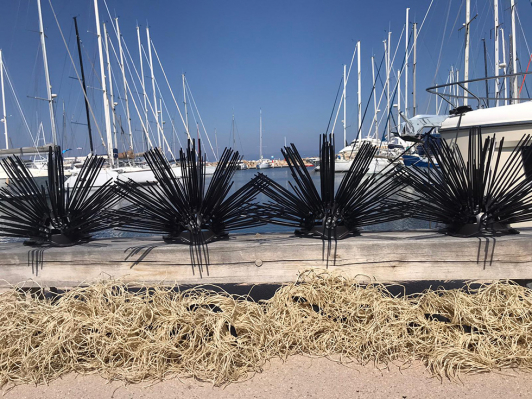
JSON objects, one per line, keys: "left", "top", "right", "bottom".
{"left": 1, "top": 0, "right": 532, "bottom": 160}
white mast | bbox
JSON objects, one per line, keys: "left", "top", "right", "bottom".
{"left": 215, "top": 128, "right": 219, "bottom": 159}
{"left": 0, "top": 50, "right": 7, "bottom": 149}
{"left": 464, "top": 0, "right": 470, "bottom": 106}
{"left": 357, "top": 41, "right": 361, "bottom": 137}
{"left": 94, "top": 0, "right": 114, "bottom": 167}
{"left": 456, "top": 69, "right": 460, "bottom": 100}
{"left": 159, "top": 98, "right": 164, "bottom": 146}
{"left": 343, "top": 64, "right": 347, "bottom": 146}
{"left": 501, "top": 29, "right": 508, "bottom": 106}
{"left": 116, "top": 18, "right": 133, "bottom": 151}
{"left": 103, "top": 23, "right": 117, "bottom": 150}
{"left": 495, "top": 0, "right": 500, "bottom": 106}
{"left": 37, "top": 0, "right": 57, "bottom": 145}
{"left": 397, "top": 68, "right": 401, "bottom": 131}
{"left": 231, "top": 110, "right": 235, "bottom": 150}
{"left": 371, "top": 55, "right": 378, "bottom": 139}
{"left": 182, "top": 74, "right": 189, "bottom": 139}
{"left": 136, "top": 25, "right": 149, "bottom": 148}
{"left": 259, "top": 108, "right": 263, "bottom": 159}
{"left": 146, "top": 26, "right": 161, "bottom": 148}
{"left": 405, "top": 8, "right": 409, "bottom": 117}
{"left": 387, "top": 31, "right": 391, "bottom": 142}
{"left": 413, "top": 23, "right": 417, "bottom": 116}
{"left": 511, "top": 0, "right": 518, "bottom": 103}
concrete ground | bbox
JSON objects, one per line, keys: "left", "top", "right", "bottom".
{"left": 3, "top": 356, "right": 532, "bottom": 399}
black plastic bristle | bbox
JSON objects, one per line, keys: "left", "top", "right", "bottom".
{"left": 115, "top": 140, "right": 264, "bottom": 275}
{"left": 400, "top": 127, "right": 532, "bottom": 236}
{"left": 253, "top": 135, "right": 408, "bottom": 265}
{"left": 0, "top": 146, "right": 119, "bottom": 246}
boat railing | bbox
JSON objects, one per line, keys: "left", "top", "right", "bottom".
{"left": 426, "top": 71, "right": 532, "bottom": 110}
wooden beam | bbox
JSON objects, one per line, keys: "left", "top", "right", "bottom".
{"left": 1, "top": 230, "right": 531, "bottom": 288}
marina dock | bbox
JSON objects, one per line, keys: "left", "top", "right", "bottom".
{"left": 1, "top": 229, "right": 531, "bottom": 289}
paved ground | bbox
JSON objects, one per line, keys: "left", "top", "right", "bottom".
{"left": 3, "top": 356, "right": 532, "bottom": 399}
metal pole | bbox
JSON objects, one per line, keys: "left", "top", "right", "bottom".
{"left": 146, "top": 26, "right": 160, "bottom": 148}
{"left": 343, "top": 64, "right": 347, "bottom": 146}
{"left": 232, "top": 111, "right": 235, "bottom": 150}
{"left": 182, "top": 74, "right": 189, "bottom": 139}
{"left": 511, "top": 0, "right": 518, "bottom": 103}
{"left": 159, "top": 98, "right": 164, "bottom": 151}
{"left": 372, "top": 55, "right": 378, "bottom": 139}
{"left": 387, "top": 31, "right": 391, "bottom": 142}
{"left": 495, "top": 0, "right": 500, "bottom": 106}
{"left": 73, "top": 17, "right": 94, "bottom": 154}
{"left": 37, "top": 0, "right": 57, "bottom": 145}
{"left": 94, "top": 0, "right": 114, "bottom": 167}
{"left": 357, "top": 41, "right": 361, "bottom": 136}
{"left": 215, "top": 128, "right": 219, "bottom": 159}
{"left": 259, "top": 108, "right": 263, "bottom": 159}
{"left": 136, "top": 25, "right": 149, "bottom": 149}
{"left": 397, "top": 68, "right": 401, "bottom": 131}
{"left": 405, "top": 8, "right": 409, "bottom": 118}
{"left": 103, "top": 23, "right": 117, "bottom": 150}
{"left": 0, "top": 50, "right": 8, "bottom": 149}
{"left": 501, "top": 29, "right": 508, "bottom": 106}
{"left": 413, "top": 23, "right": 417, "bottom": 116}
{"left": 116, "top": 18, "right": 133, "bottom": 151}
{"left": 464, "top": 0, "right": 470, "bottom": 106}
{"left": 483, "top": 39, "right": 489, "bottom": 107}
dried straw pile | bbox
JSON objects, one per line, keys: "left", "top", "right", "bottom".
{"left": 0, "top": 284, "right": 267, "bottom": 387}
{"left": 1, "top": 270, "right": 532, "bottom": 388}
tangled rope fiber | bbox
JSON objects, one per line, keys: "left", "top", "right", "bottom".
{"left": 1, "top": 270, "right": 532, "bottom": 388}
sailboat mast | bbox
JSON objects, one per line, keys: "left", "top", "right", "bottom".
{"left": 259, "top": 108, "right": 263, "bottom": 160}
{"left": 511, "top": 0, "right": 518, "bottom": 103}
{"left": 94, "top": 0, "right": 114, "bottom": 167}
{"left": 73, "top": 17, "right": 94, "bottom": 154}
{"left": 37, "top": 0, "right": 57, "bottom": 146}
{"left": 405, "top": 8, "right": 409, "bottom": 117}
{"left": 494, "top": 0, "right": 500, "bottom": 106}
{"left": 464, "top": 0, "right": 470, "bottom": 106}
{"left": 232, "top": 111, "right": 235, "bottom": 150}
{"left": 357, "top": 41, "right": 361, "bottom": 137}
{"left": 116, "top": 18, "right": 133, "bottom": 151}
{"left": 103, "top": 23, "right": 117, "bottom": 150}
{"left": 483, "top": 38, "right": 489, "bottom": 107}
{"left": 146, "top": 26, "right": 161, "bottom": 148}
{"left": 386, "top": 31, "right": 391, "bottom": 142}
{"left": 136, "top": 25, "right": 149, "bottom": 149}
{"left": 501, "top": 29, "right": 508, "bottom": 106}
{"left": 397, "top": 68, "right": 401, "bottom": 128}
{"left": 343, "top": 64, "right": 347, "bottom": 147}
{"left": 215, "top": 128, "right": 219, "bottom": 159}
{"left": 371, "top": 55, "right": 378, "bottom": 139}
{"left": 182, "top": 74, "right": 189, "bottom": 139}
{"left": 413, "top": 22, "right": 417, "bottom": 116}
{"left": 0, "top": 50, "right": 7, "bottom": 149}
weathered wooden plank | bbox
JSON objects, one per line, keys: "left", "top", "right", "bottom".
{"left": 0, "top": 230, "right": 531, "bottom": 287}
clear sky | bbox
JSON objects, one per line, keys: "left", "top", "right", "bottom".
{"left": 1, "top": 0, "right": 532, "bottom": 160}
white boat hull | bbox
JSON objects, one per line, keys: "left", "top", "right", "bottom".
{"left": 256, "top": 161, "right": 272, "bottom": 169}
{"left": 64, "top": 169, "right": 119, "bottom": 188}
{"left": 332, "top": 157, "right": 394, "bottom": 174}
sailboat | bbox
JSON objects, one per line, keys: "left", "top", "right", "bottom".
{"left": 256, "top": 109, "right": 272, "bottom": 169}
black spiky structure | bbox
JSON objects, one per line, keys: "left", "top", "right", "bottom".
{"left": 0, "top": 146, "right": 119, "bottom": 246}
{"left": 400, "top": 127, "right": 532, "bottom": 237}
{"left": 253, "top": 135, "right": 408, "bottom": 263}
{"left": 115, "top": 141, "right": 264, "bottom": 275}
